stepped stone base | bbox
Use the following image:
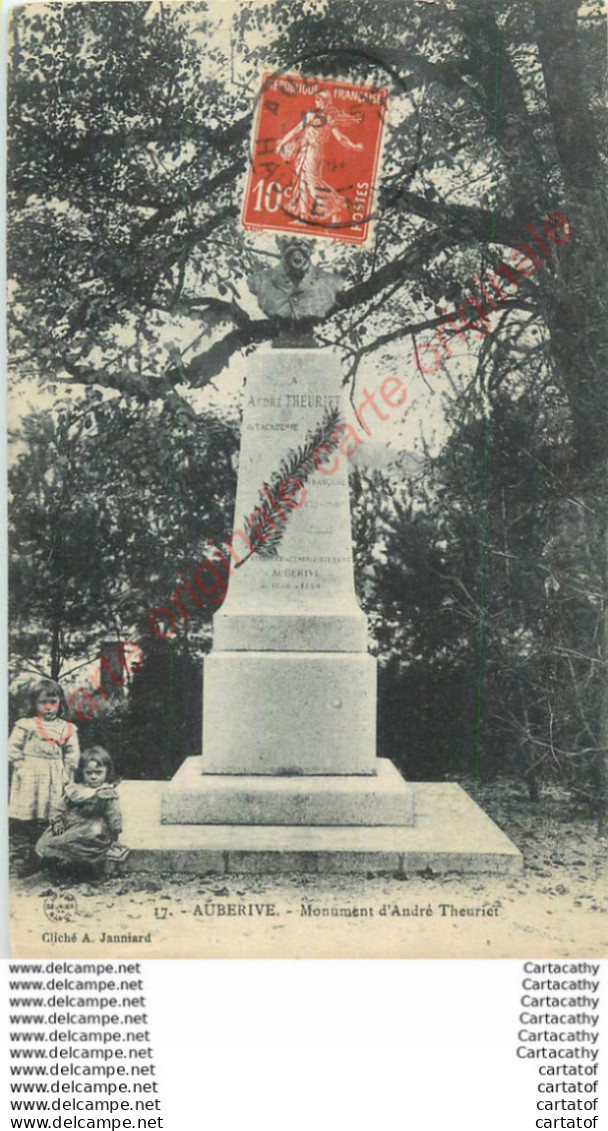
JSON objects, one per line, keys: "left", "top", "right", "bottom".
{"left": 203, "top": 651, "right": 377, "bottom": 775}
{"left": 119, "top": 780, "right": 523, "bottom": 875}
{"left": 161, "top": 756, "right": 415, "bottom": 826}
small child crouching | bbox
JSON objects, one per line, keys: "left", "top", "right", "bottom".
{"left": 35, "top": 747, "right": 128, "bottom": 882}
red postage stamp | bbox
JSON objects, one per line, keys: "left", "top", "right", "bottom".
{"left": 242, "top": 73, "right": 388, "bottom": 245}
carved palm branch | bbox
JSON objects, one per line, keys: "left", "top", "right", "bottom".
{"left": 237, "top": 404, "right": 342, "bottom": 565}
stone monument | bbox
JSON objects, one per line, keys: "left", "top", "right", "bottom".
{"left": 163, "top": 239, "right": 414, "bottom": 826}
{"left": 138, "top": 240, "right": 521, "bottom": 874}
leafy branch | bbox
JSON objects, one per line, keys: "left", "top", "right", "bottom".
{"left": 236, "top": 405, "right": 342, "bottom": 567}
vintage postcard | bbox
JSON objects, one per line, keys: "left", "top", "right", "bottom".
{"left": 6, "top": 0, "right": 608, "bottom": 959}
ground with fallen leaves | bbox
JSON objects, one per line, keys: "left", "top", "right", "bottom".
{"left": 9, "top": 778, "right": 608, "bottom": 959}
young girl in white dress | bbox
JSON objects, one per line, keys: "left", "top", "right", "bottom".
{"left": 9, "top": 680, "right": 80, "bottom": 863}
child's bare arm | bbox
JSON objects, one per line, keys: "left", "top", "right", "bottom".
{"left": 63, "top": 725, "right": 80, "bottom": 778}
{"left": 8, "top": 721, "right": 28, "bottom": 764}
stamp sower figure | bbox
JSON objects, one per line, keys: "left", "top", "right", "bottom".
{"left": 35, "top": 746, "right": 126, "bottom": 882}
{"left": 9, "top": 679, "right": 80, "bottom": 846}
{"left": 277, "top": 89, "right": 363, "bottom": 225}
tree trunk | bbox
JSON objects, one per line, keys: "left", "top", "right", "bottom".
{"left": 598, "top": 503, "right": 608, "bottom": 837}
{"left": 49, "top": 519, "right": 65, "bottom": 682}
{"left": 534, "top": 0, "right": 608, "bottom": 833}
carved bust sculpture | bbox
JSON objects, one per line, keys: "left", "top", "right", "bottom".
{"left": 248, "top": 238, "right": 342, "bottom": 344}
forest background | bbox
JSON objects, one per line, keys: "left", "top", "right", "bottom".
{"left": 7, "top": 0, "right": 608, "bottom": 833}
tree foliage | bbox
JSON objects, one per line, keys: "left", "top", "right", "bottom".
{"left": 9, "top": 390, "right": 238, "bottom": 674}
{"left": 7, "top": 1, "right": 608, "bottom": 812}
{"left": 10, "top": 1, "right": 605, "bottom": 416}
{"left": 364, "top": 380, "right": 603, "bottom": 808}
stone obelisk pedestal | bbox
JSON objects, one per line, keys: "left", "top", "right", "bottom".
{"left": 162, "top": 348, "right": 415, "bottom": 827}
{"left": 136, "top": 243, "right": 523, "bottom": 874}
{"left": 151, "top": 345, "right": 521, "bottom": 875}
